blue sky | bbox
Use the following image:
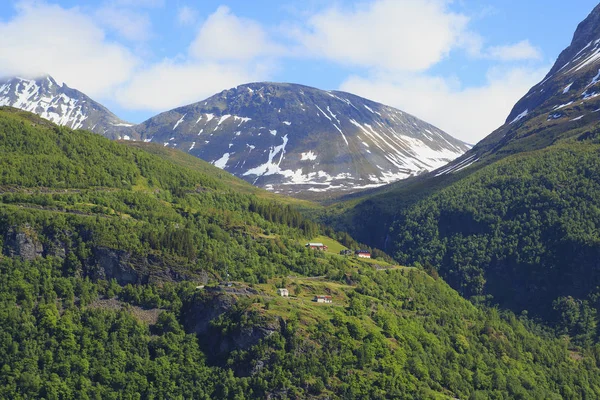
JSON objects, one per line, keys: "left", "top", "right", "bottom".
{"left": 0, "top": 0, "right": 598, "bottom": 143}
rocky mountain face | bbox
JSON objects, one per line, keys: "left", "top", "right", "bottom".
{"left": 435, "top": 3, "right": 600, "bottom": 177}
{"left": 0, "top": 76, "right": 137, "bottom": 140}
{"left": 136, "top": 82, "right": 469, "bottom": 197}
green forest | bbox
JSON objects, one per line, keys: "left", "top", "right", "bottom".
{"left": 2, "top": 107, "right": 600, "bottom": 399}
{"left": 391, "top": 141, "right": 600, "bottom": 345}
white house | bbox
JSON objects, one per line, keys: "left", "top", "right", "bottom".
{"left": 313, "top": 295, "right": 332, "bottom": 303}
{"left": 355, "top": 250, "right": 371, "bottom": 259}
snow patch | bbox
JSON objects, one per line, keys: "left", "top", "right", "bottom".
{"left": 243, "top": 135, "right": 289, "bottom": 177}
{"left": 213, "top": 153, "right": 230, "bottom": 169}
{"left": 510, "top": 109, "right": 529, "bottom": 124}
{"left": 217, "top": 114, "right": 231, "bottom": 126}
{"left": 554, "top": 101, "right": 573, "bottom": 110}
{"left": 301, "top": 151, "right": 317, "bottom": 161}
{"left": 173, "top": 114, "right": 186, "bottom": 130}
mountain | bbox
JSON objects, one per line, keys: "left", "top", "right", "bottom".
{"left": 135, "top": 82, "right": 469, "bottom": 197}
{"left": 1, "top": 107, "right": 599, "bottom": 399}
{"left": 326, "top": 3, "right": 600, "bottom": 338}
{"left": 0, "top": 75, "right": 137, "bottom": 140}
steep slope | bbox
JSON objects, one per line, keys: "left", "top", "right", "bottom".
{"left": 0, "top": 75, "right": 137, "bottom": 140}
{"left": 435, "top": 2, "right": 600, "bottom": 178}
{"left": 2, "top": 108, "right": 600, "bottom": 399}
{"left": 136, "top": 82, "right": 469, "bottom": 197}
{"left": 326, "top": 3, "right": 600, "bottom": 338}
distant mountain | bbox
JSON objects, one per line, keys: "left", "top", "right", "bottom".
{"left": 0, "top": 75, "right": 137, "bottom": 140}
{"left": 136, "top": 82, "right": 469, "bottom": 197}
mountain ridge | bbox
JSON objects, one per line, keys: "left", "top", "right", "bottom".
{"left": 1, "top": 76, "right": 469, "bottom": 197}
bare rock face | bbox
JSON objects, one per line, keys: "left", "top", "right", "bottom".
{"left": 181, "top": 291, "right": 278, "bottom": 360}
{"left": 90, "top": 247, "right": 211, "bottom": 285}
{"left": 3, "top": 226, "right": 44, "bottom": 260}
{"left": 91, "top": 247, "right": 140, "bottom": 285}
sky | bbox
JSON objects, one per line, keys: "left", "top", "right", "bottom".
{"left": 0, "top": 0, "right": 598, "bottom": 144}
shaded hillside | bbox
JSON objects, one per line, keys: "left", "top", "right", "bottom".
{"left": 390, "top": 140, "right": 600, "bottom": 342}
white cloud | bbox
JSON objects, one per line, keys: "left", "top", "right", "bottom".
{"left": 189, "top": 5, "right": 281, "bottom": 61}
{"left": 296, "top": 0, "right": 473, "bottom": 71}
{"left": 340, "top": 65, "right": 549, "bottom": 144}
{"left": 96, "top": 6, "right": 152, "bottom": 41}
{"left": 115, "top": 6, "right": 277, "bottom": 111}
{"left": 487, "top": 40, "right": 542, "bottom": 61}
{"left": 177, "top": 6, "right": 197, "bottom": 26}
{"left": 115, "top": 60, "right": 270, "bottom": 111}
{"left": 0, "top": 1, "right": 138, "bottom": 97}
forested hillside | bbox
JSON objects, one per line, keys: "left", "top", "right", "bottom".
{"left": 390, "top": 138, "right": 600, "bottom": 344}
{"left": 1, "top": 107, "right": 600, "bottom": 399}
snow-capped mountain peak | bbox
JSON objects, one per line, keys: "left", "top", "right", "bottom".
{"left": 0, "top": 75, "right": 137, "bottom": 140}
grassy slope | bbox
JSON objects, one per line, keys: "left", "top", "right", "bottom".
{"left": 126, "top": 141, "right": 321, "bottom": 210}
{"left": 0, "top": 106, "right": 333, "bottom": 283}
